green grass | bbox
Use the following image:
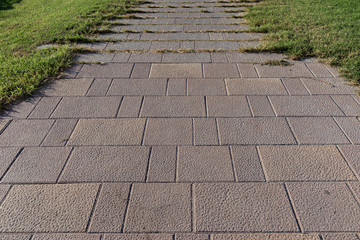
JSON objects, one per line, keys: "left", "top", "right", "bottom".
{"left": 0, "top": 0, "right": 139, "bottom": 110}
{"left": 247, "top": 0, "right": 360, "bottom": 83}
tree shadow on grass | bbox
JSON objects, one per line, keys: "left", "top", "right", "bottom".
{"left": 0, "top": 0, "right": 22, "bottom": 11}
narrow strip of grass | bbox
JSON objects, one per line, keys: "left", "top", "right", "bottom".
{"left": 0, "top": 0, "right": 140, "bottom": 110}
{"left": 247, "top": 0, "right": 360, "bottom": 84}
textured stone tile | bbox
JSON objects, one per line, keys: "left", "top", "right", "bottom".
{"left": 126, "top": 33, "right": 141, "bottom": 40}
{"left": 89, "top": 184, "right": 131, "bottom": 232}
{"left": 32, "top": 234, "right": 101, "bottom": 240}
{"left": 321, "top": 234, "right": 359, "bottom": 240}
{"left": 247, "top": 96, "right": 275, "bottom": 117}
{"left": 150, "top": 64, "right": 202, "bottom": 78}
{"left": 162, "top": 53, "right": 211, "bottom": 63}
{"left": 131, "top": 63, "right": 151, "bottom": 78}
{"left": 75, "top": 53, "right": 115, "bottom": 63}
{"left": 0, "top": 119, "right": 10, "bottom": 132}
{"left": 148, "top": 146, "right": 176, "bottom": 182}
{"left": 258, "top": 53, "right": 287, "bottom": 62}
{"left": 178, "top": 146, "right": 234, "bottom": 182}
{"left": 0, "top": 185, "right": 11, "bottom": 203}
{"left": 144, "top": 118, "right": 192, "bottom": 145}
{"left": 167, "top": 33, "right": 209, "bottom": 41}
{"left": 195, "top": 183, "right": 299, "bottom": 232}
{"left": 87, "top": 78, "right": 112, "bottom": 96}
{"left": 335, "top": 117, "right": 360, "bottom": 144}
{"left": 28, "top": 97, "right": 61, "bottom": 119}
{"left": 338, "top": 145, "right": 360, "bottom": 178}
{"left": 129, "top": 53, "right": 162, "bottom": 63}
{"left": 269, "top": 96, "right": 344, "bottom": 116}
{"left": 203, "top": 64, "right": 239, "bottom": 78}
{"left": 141, "top": 96, "right": 205, "bottom": 117}
{"left": 42, "top": 119, "right": 77, "bottom": 146}
{"left": 207, "top": 96, "right": 251, "bottom": 117}
{"left": 77, "top": 64, "right": 133, "bottom": 78}
{"left": 106, "top": 42, "right": 151, "bottom": 50}
{"left": 118, "top": 96, "right": 142, "bottom": 117}
{"left": 188, "top": 78, "right": 226, "bottom": 95}
{"left": 281, "top": 78, "right": 309, "bottom": 95}
{"left": 167, "top": 78, "right": 187, "bottom": 96}
{"left": 175, "top": 234, "right": 209, "bottom": 240}
{"left": 62, "top": 64, "right": 83, "bottom": 78}
{"left": 0, "top": 235, "right": 31, "bottom": 240}
{"left": 259, "top": 145, "right": 356, "bottom": 181}
{"left": 112, "top": 53, "right": 131, "bottom": 62}
{"left": 211, "top": 53, "right": 228, "bottom": 63}
{"left": 51, "top": 97, "right": 121, "bottom": 118}
{"left": 40, "top": 78, "right": 93, "bottom": 96}
{"left": 255, "top": 63, "right": 313, "bottom": 78}
{"left": 0, "top": 184, "right": 99, "bottom": 232}
{"left": 237, "top": 64, "right": 258, "bottom": 78}
{"left": 179, "top": 41, "right": 195, "bottom": 49}
{"left": 218, "top": 118, "right": 296, "bottom": 145}
{"left": 213, "top": 234, "right": 320, "bottom": 240}
{"left": 0, "top": 119, "right": 54, "bottom": 147}
{"left": 306, "top": 63, "right": 333, "bottom": 78}
{"left": 60, "top": 146, "right": 149, "bottom": 182}
{"left": 332, "top": 95, "right": 360, "bottom": 116}
{"left": 104, "top": 234, "right": 173, "bottom": 240}
{"left": 231, "top": 146, "right": 265, "bottom": 182}
{"left": 124, "top": 183, "right": 191, "bottom": 232}
{"left": 2, "top": 147, "right": 72, "bottom": 183}
{"left": 107, "top": 78, "right": 167, "bottom": 96}
{"left": 227, "top": 53, "right": 262, "bottom": 63}
{"left": 68, "top": 118, "right": 145, "bottom": 146}
{"left": 2, "top": 97, "right": 40, "bottom": 118}
{"left": 226, "top": 78, "right": 287, "bottom": 95}
{"left": 301, "top": 78, "right": 356, "bottom": 95}
{"left": 150, "top": 41, "right": 179, "bottom": 50}
{"left": 0, "top": 148, "right": 21, "bottom": 179}
{"left": 287, "top": 182, "right": 360, "bottom": 232}
{"left": 193, "top": 118, "right": 218, "bottom": 145}
{"left": 288, "top": 117, "right": 349, "bottom": 144}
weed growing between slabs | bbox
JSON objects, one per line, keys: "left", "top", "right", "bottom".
{"left": 0, "top": 0, "right": 141, "bottom": 110}
{"left": 247, "top": 0, "right": 360, "bottom": 84}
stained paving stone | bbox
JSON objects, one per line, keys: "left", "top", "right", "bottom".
{"left": 247, "top": 96, "right": 275, "bottom": 117}
{"left": 331, "top": 95, "right": 360, "bottom": 116}
{"left": 51, "top": 97, "right": 122, "bottom": 118}
{"left": 167, "top": 78, "right": 187, "bottom": 95}
{"left": 195, "top": 183, "right": 299, "bottom": 232}
{"left": 226, "top": 78, "right": 287, "bottom": 95}
{"left": 321, "top": 234, "right": 359, "bottom": 240}
{"left": 203, "top": 64, "right": 239, "bottom": 78}
{"left": 0, "top": 148, "right": 21, "bottom": 179}
{"left": 306, "top": 63, "right": 333, "bottom": 78}
{"left": 1, "top": 97, "right": 40, "bottom": 119}
{"left": 217, "top": 118, "right": 296, "bottom": 145}
{"left": 338, "top": 145, "right": 360, "bottom": 178}
{"left": 269, "top": 96, "right": 344, "bottom": 116}
{"left": 103, "top": 234, "right": 173, "bottom": 240}
{"left": 131, "top": 63, "right": 151, "bottom": 78}
{"left": 288, "top": 117, "right": 349, "bottom": 144}
{"left": 147, "top": 146, "right": 176, "bottom": 182}
{"left": 107, "top": 78, "right": 167, "bottom": 96}
{"left": 188, "top": 78, "right": 226, "bottom": 95}
{"left": 286, "top": 182, "right": 360, "bottom": 232}
{"left": 335, "top": 117, "right": 360, "bottom": 144}
{"left": 129, "top": 53, "right": 162, "bottom": 63}
{"left": 0, "top": 184, "right": 99, "bottom": 232}
{"left": 77, "top": 64, "right": 133, "bottom": 78}
{"left": 177, "top": 146, "right": 234, "bottom": 182}
{"left": 237, "top": 64, "right": 258, "bottom": 78}
{"left": 255, "top": 64, "right": 313, "bottom": 78}
{"left": 118, "top": 96, "right": 143, "bottom": 117}
{"left": 0, "top": 119, "right": 54, "bottom": 147}
{"left": 41, "top": 119, "right": 78, "bottom": 146}
{"left": 193, "top": 118, "right": 219, "bottom": 145}
{"left": 32, "top": 234, "right": 101, "bottom": 240}
{"left": 60, "top": 146, "right": 149, "bottom": 182}
{"left": 230, "top": 146, "right": 265, "bottom": 182}
{"left": 300, "top": 78, "right": 355, "bottom": 95}
{"left": 175, "top": 233, "right": 209, "bottom": 240}
{"left": 150, "top": 63, "right": 202, "bottom": 78}
{"left": 259, "top": 145, "right": 356, "bottom": 181}
{"left": 2, "top": 147, "right": 72, "bottom": 183}
{"left": 68, "top": 118, "right": 146, "bottom": 146}
{"left": 40, "top": 78, "right": 93, "bottom": 96}
{"left": 28, "top": 97, "right": 61, "bottom": 119}
{"left": 141, "top": 96, "right": 205, "bottom": 117}
{"left": 162, "top": 53, "right": 211, "bottom": 63}
{"left": 124, "top": 183, "right": 191, "bottom": 232}
{"left": 75, "top": 53, "right": 115, "bottom": 63}
{"left": 212, "top": 234, "right": 320, "bottom": 240}
{"left": 0, "top": 235, "right": 31, "bottom": 240}
{"left": 281, "top": 78, "right": 309, "bottom": 95}
{"left": 89, "top": 184, "right": 131, "bottom": 232}
{"left": 207, "top": 96, "right": 251, "bottom": 117}
{"left": 86, "top": 78, "right": 112, "bottom": 96}
{"left": 144, "top": 118, "right": 192, "bottom": 145}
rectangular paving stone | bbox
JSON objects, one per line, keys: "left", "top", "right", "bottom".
{"left": 281, "top": 78, "right": 309, "bottom": 95}
{"left": 0, "top": 184, "right": 99, "bottom": 232}
{"left": 2, "top": 147, "right": 72, "bottom": 183}
{"left": 2, "top": 97, "right": 40, "bottom": 119}
{"left": 41, "top": 119, "right": 78, "bottom": 146}
{"left": 338, "top": 145, "right": 360, "bottom": 178}
{"left": 255, "top": 63, "right": 313, "bottom": 78}
{"left": 62, "top": 64, "right": 83, "bottom": 78}
{"left": 175, "top": 234, "right": 209, "bottom": 240}
{"left": 150, "top": 41, "right": 179, "bottom": 50}
{"left": 104, "top": 234, "right": 173, "bottom": 240}
{"left": 217, "top": 118, "right": 296, "bottom": 145}
{"left": 150, "top": 64, "right": 202, "bottom": 78}
{"left": 203, "top": 63, "right": 239, "bottom": 78}
{"left": 118, "top": 96, "right": 143, "bottom": 117}
{"left": 178, "top": 146, "right": 234, "bottom": 182}
{"left": 0, "top": 234, "right": 31, "bottom": 240}
{"left": 89, "top": 183, "right": 131, "bottom": 233}
{"left": 180, "top": 41, "right": 195, "bottom": 49}
{"left": 0, "top": 119, "right": 54, "bottom": 147}
{"left": 87, "top": 78, "right": 112, "bottom": 96}
{"left": 124, "top": 183, "right": 191, "bottom": 232}
{"left": 207, "top": 96, "right": 251, "bottom": 117}
{"left": 131, "top": 63, "right": 151, "bottom": 78}
{"left": 195, "top": 183, "right": 299, "bottom": 232}
{"left": 51, "top": 97, "right": 121, "bottom": 118}
{"left": 27, "top": 97, "right": 61, "bottom": 119}
{"left": 226, "top": 78, "right": 287, "bottom": 95}
{"left": 213, "top": 234, "right": 320, "bottom": 240}
{"left": 40, "top": 78, "right": 93, "bottom": 96}
{"left": 288, "top": 117, "right": 349, "bottom": 144}
{"left": 77, "top": 64, "right": 133, "bottom": 78}
{"left": 237, "top": 64, "right": 258, "bottom": 78}
{"left": 148, "top": 146, "right": 176, "bottom": 182}
{"left": 331, "top": 95, "right": 360, "bottom": 116}
{"left": 107, "top": 78, "right": 167, "bottom": 96}
{"left": 162, "top": 53, "right": 211, "bottom": 63}
{"left": 335, "top": 117, "right": 360, "bottom": 144}
{"left": 106, "top": 42, "right": 151, "bottom": 50}
{"left": 231, "top": 146, "right": 265, "bottom": 182}
{"left": 227, "top": 53, "right": 262, "bottom": 63}
{"left": 286, "top": 182, "right": 360, "bottom": 232}
{"left": 167, "top": 78, "right": 187, "bottom": 95}
{"left": 0, "top": 185, "right": 11, "bottom": 204}
{"left": 247, "top": 96, "right": 275, "bottom": 117}
{"left": 141, "top": 96, "right": 205, "bottom": 117}
{"left": 112, "top": 53, "right": 131, "bottom": 62}
{"left": 75, "top": 53, "right": 115, "bottom": 63}
{"left": 128, "top": 53, "right": 162, "bottom": 63}
{"left": 32, "top": 234, "right": 101, "bottom": 240}
{"left": 321, "top": 234, "right": 359, "bottom": 240}
{"left": 188, "top": 78, "right": 226, "bottom": 95}
{"left": 144, "top": 118, "right": 192, "bottom": 145}
{"left": 68, "top": 118, "right": 146, "bottom": 146}
{"left": 0, "top": 119, "right": 10, "bottom": 133}
{"left": 0, "top": 148, "right": 21, "bottom": 179}
{"left": 306, "top": 63, "right": 333, "bottom": 78}
{"left": 269, "top": 96, "right": 344, "bottom": 116}
{"left": 300, "top": 78, "right": 356, "bottom": 95}
{"left": 195, "top": 41, "right": 240, "bottom": 50}
{"left": 60, "top": 146, "right": 149, "bottom": 182}
{"left": 259, "top": 145, "right": 356, "bottom": 181}
{"left": 193, "top": 118, "right": 219, "bottom": 145}
{"left": 211, "top": 53, "right": 228, "bottom": 63}
{"left": 127, "top": 33, "right": 141, "bottom": 40}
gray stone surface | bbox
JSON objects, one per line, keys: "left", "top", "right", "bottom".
{"left": 226, "top": 78, "right": 287, "bottom": 95}
{"left": 167, "top": 78, "right": 187, "bottom": 95}
{"left": 0, "top": 235, "right": 31, "bottom": 240}
{"left": 188, "top": 78, "right": 226, "bottom": 95}
{"left": 338, "top": 145, "right": 360, "bottom": 177}
{"left": 148, "top": 146, "right": 176, "bottom": 182}
{"left": 0, "top": 184, "right": 99, "bottom": 232}
{"left": 118, "top": 96, "right": 143, "bottom": 117}
{"left": 130, "top": 63, "right": 151, "bottom": 78}
{"left": 301, "top": 78, "right": 355, "bottom": 95}
{"left": 40, "top": 78, "right": 93, "bottom": 96}
{"left": 321, "top": 234, "right": 359, "bottom": 240}
{"left": 32, "top": 234, "right": 101, "bottom": 240}
{"left": 281, "top": 78, "right": 309, "bottom": 95}
{"left": 0, "top": 148, "right": 21, "bottom": 179}
{"left": 77, "top": 64, "right": 133, "bottom": 78}
{"left": 193, "top": 118, "right": 219, "bottom": 145}
{"left": 2, "top": 97, "right": 40, "bottom": 119}
{"left": 28, "top": 97, "right": 61, "bottom": 119}
{"left": 87, "top": 78, "right": 112, "bottom": 96}
{"left": 0, "top": 185, "right": 11, "bottom": 203}
{"left": 162, "top": 53, "right": 211, "bottom": 63}
{"left": 207, "top": 96, "right": 251, "bottom": 117}
{"left": 129, "top": 53, "right": 162, "bottom": 63}
{"left": 255, "top": 63, "right": 313, "bottom": 78}
{"left": 247, "top": 96, "right": 275, "bottom": 116}
{"left": 107, "top": 78, "right": 167, "bottom": 96}
{"left": 203, "top": 64, "right": 239, "bottom": 78}
{"left": 175, "top": 234, "right": 209, "bottom": 240}
{"left": 335, "top": 117, "right": 360, "bottom": 144}
{"left": 212, "top": 234, "right": 320, "bottom": 240}
{"left": 150, "top": 64, "right": 202, "bottom": 78}
{"left": 306, "top": 63, "right": 333, "bottom": 78}
{"left": 104, "top": 234, "right": 173, "bottom": 240}
{"left": 331, "top": 95, "right": 360, "bottom": 116}
{"left": 0, "top": 119, "right": 10, "bottom": 132}
{"left": 75, "top": 53, "right": 115, "bottom": 63}
{"left": 237, "top": 64, "right": 258, "bottom": 78}
{"left": 41, "top": 119, "right": 77, "bottom": 146}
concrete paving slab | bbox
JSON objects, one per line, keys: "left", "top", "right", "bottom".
{"left": 41, "top": 119, "right": 77, "bottom": 146}
{"left": 188, "top": 78, "right": 226, "bottom": 95}
{"left": 75, "top": 53, "right": 115, "bottom": 63}
{"left": 1, "top": 97, "right": 40, "bottom": 119}
{"left": 106, "top": 42, "right": 151, "bottom": 50}
{"left": 112, "top": 53, "right": 131, "bottom": 62}
{"left": 175, "top": 234, "right": 209, "bottom": 240}
{"left": 148, "top": 146, "right": 176, "bottom": 182}
{"left": 226, "top": 78, "right": 287, "bottom": 95}
{"left": 338, "top": 145, "right": 360, "bottom": 178}
{"left": 203, "top": 64, "right": 239, "bottom": 78}
{"left": 0, "top": 119, "right": 10, "bottom": 132}
{"left": 335, "top": 117, "right": 360, "bottom": 144}
{"left": 167, "top": 78, "right": 187, "bottom": 95}
{"left": 301, "top": 78, "right": 355, "bottom": 95}
{"left": 107, "top": 78, "right": 167, "bottom": 96}
{"left": 162, "top": 53, "right": 211, "bottom": 63}
{"left": 87, "top": 78, "right": 112, "bottom": 96}
{"left": 0, "top": 148, "right": 21, "bottom": 179}
{"left": 40, "top": 78, "right": 93, "bottom": 96}
{"left": 206, "top": 96, "right": 251, "bottom": 117}
{"left": 150, "top": 64, "right": 202, "bottom": 78}
{"left": 255, "top": 64, "right": 313, "bottom": 78}
{"left": 129, "top": 53, "right": 162, "bottom": 63}
{"left": 226, "top": 53, "right": 262, "bottom": 63}
{"left": 0, "top": 185, "right": 11, "bottom": 203}
{"left": 77, "top": 64, "right": 133, "bottom": 78}
{"left": 104, "top": 234, "right": 173, "bottom": 240}
{"left": 321, "top": 234, "right": 359, "bottom": 240}
{"left": 118, "top": 96, "right": 143, "bottom": 117}
{"left": 193, "top": 118, "right": 219, "bottom": 145}
{"left": 247, "top": 96, "right": 275, "bottom": 117}
{"left": 237, "top": 64, "right": 258, "bottom": 78}
{"left": 281, "top": 78, "right": 309, "bottom": 95}
{"left": 130, "top": 63, "right": 151, "bottom": 78}
{"left": 0, "top": 235, "right": 31, "bottom": 240}
{"left": 306, "top": 63, "right": 333, "bottom": 78}
{"left": 331, "top": 95, "right": 360, "bottom": 116}
{"left": 32, "top": 234, "right": 101, "bottom": 240}
{"left": 211, "top": 53, "right": 228, "bottom": 63}
{"left": 212, "top": 234, "right": 320, "bottom": 240}
{"left": 28, "top": 97, "right": 61, "bottom": 119}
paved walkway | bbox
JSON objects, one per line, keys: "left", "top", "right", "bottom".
{"left": 1, "top": 0, "right": 360, "bottom": 239}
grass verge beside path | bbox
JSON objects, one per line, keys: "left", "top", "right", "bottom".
{"left": 0, "top": 0, "right": 139, "bottom": 110}
{"left": 247, "top": 0, "right": 360, "bottom": 84}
